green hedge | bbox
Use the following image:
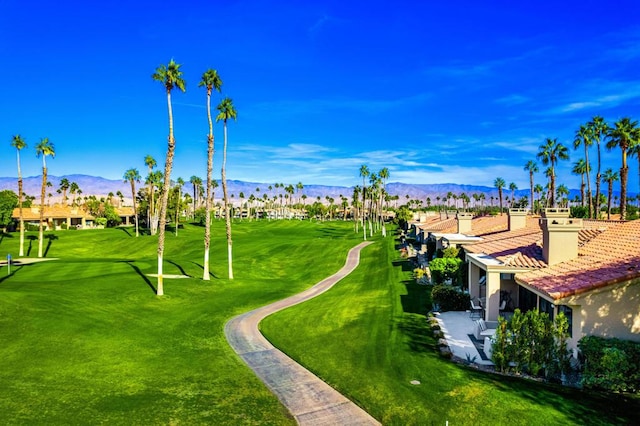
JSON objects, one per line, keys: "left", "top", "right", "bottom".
{"left": 578, "top": 336, "right": 640, "bottom": 393}
{"left": 431, "top": 284, "right": 469, "bottom": 311}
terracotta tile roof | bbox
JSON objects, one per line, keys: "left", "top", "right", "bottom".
{"left": 517, "top": 220, "right": 640, "bottom": 299}
{"left": 467, "top": 215, "right": 508, "bottom": 236}
{"left": 422, "top": 218, "right": 458, "bottom": 232}
{"left": 465, "top": 222, "right": 546, "bottom": 268}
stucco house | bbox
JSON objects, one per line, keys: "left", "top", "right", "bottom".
{"left": 12, "top": 205, "right": 136, "bottom": 230}
{"left": 460, "top": 208, "right": 639, "bottom": 350}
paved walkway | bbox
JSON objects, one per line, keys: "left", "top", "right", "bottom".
{"left": 435, "top": 311, "right": 494, "bottom": 366}
{"left": 225, "top": 241, "right": 380, "bottom": 426}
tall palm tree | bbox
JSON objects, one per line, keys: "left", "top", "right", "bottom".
{"left": 216, "top": 97, "right": 237, "bottom": 279}
{"left": 199, "top": 68, "right": 223, "bottom": 281}
{"left": 574, "top": 124, "right": 594, "bottom": 216}
{"left": 572, "top": 159, "right": 589, "bottom": 208}
{"left": 588, "top": 116, "right": 609, "bottom": 219}
{"left": 11, "top": 135, "right": 27, "bottom": 256}
{"left": 508, "top": 182, "right": 517, "bottom": 208}
{"left": 494, "top": 177, "right": 506, "bottom": 215}
{"left": 556, "top": 184, "right": 569, "bottom": 208}
{"left": 144, "top": 155, "right": 156, "bottom": 231}
{"left": 175, "top": 177, "right": 184, "bottom": 236}
{"left": 70, "top": 182, "right": 80, "bottom": 206}
{"left": 35, "top": 138, "right": 55, "bottom": 258}
{"left": 606, "top": 117, "right": 640, "bottom": 220}
{"left": 523, "top": 160, "right": 538, "bottom": 213}
{"left": 359, "top": 165, "right": 370, "bottom": 240}
{"left": 629, "top": 142, "right": 640, "bottom": 210}
{"left": 534, "top": 183, "right": 543, "bottom": 213}
{"left": 536, "top": 138, "right": 570, "bottom": 208}
{"left": 152, "top": 59, "right": 186, "bottom": 296}
{"left": 123, "top": 168, "right": 141, "bottom": 237}
{"left": 603, "top": 168, "right": 619, "bottom": 220}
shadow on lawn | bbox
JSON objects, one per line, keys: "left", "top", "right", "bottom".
{"left": 119, "top": 261, "right": 157, "bottom": 294}
{"left": 167, "top": 259, "right": 190, "bottom": 277}
{"left": 400, "top": 279, "right": 430, "bottom": 315}
{"left": 118, "top": 227, "right": 132, "bottom": 237}
{"left": 190, "top": 261, "right": 219, "bottom": 279}
{"left": 0, "top": 265, "right": 24, "bottom": 284}
{"left": 43, "top": 234, "right": 58, "bottom": 257}
{"left": 397, "top": 314, "right": 435, "bottom": 353}
{"left": 26, "top": 235, "right": 38, "bottom": 256}
{"left": 0, "top": 232, "right": 14, "bottom": 245}
{"left": 463, "top": 363, "right": 640, "bottom": 424}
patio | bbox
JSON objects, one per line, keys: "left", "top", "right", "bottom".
{"left": 434, "top": 311, "right": 494, "bottom": 366}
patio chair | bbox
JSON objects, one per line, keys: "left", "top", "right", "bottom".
{"left": 469, "top": 300, "right": 483, "bottom": 319}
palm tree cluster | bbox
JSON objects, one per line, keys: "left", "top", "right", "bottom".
{"left": 356, "top": 165, "right": 391, "bottom": 239}
{"left": 518, "top": 116, "right": 640, "bottom": 218}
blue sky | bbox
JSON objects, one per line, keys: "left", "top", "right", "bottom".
{"left": 2, "top": 0, "right": 640, "bottom": 192}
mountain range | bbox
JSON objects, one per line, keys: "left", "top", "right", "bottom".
{"left": 0, "top": 174, "right": 607, "bottom": 205}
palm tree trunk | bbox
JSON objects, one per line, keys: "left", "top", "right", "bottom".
{"left": 620, "top": 158, "right": 628, "bottom": 220}
{"left": 38, "top": 165, "right": 47, "bottom": 258}
{"left": 580, "top": 175, "right": 585, "bottom": 207}
{"left": 585, "top": 145, "right": 592, "bottom": 218}
{"left": 595, "top": 142, "right": 602, "bottom": 219}
{"left": 157, "top": 89, "right": 176, "bottom": 296}
{"left": 607, "top": 181, "right": 613, "bottom": 220}
{"left": 221, "top": 121, "right": 233, "bottom": 279}
{"left": 529, "top": 173, "right": 534, "bottom": 213}
{"left": 130, "top": 180, "right": 139, "bottom": 237}
{"left": 17, "top": 150, "right": 25, "bottom": 257}
{"left": 203, "top": 86, "right": 214, "bottom": 280}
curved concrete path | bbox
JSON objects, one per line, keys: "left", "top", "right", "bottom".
{"left": 225, "top": 241, "right": 380, "bottom": 425}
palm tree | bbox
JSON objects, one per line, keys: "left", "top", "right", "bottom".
{"left": 574, "top": 124, "right": 594, "bottom": 216}
{"left": 35, "top": 138, "right": 55, "bottom": 258}
{"left": 359, "top": 165, "right": 370, "bottom": 240}
{"left": 175, "top": 177, "right": 184, "bottom": 236}
{"left": 70, "top": 182, "right": 80, "bottom": 206}
{"left": 123, "top": 168, "right": 141, "bottom": 237}
{"left": 58, "top": 178, "right": 70, "bottom": 205}
{"left": 534, "top": 183, "right": 543, "bottom": 213}
{"left": 556, "top": 184, "right": 569, "bottom": 208}
{"left": 494, "top": 177, "right": 506, "bottom": 215}
{"left": 144, "top": 155, "right": 156, "bottom": 231}
{"left": 588, "top": 116, "right": 609, "bottom": 219}
{"left": 606, "top": 117, "right": 640, "bottom": 220}
{"left": 629, "top": 142, "right": 640, "bottom": 210}
{"left": 508, "top": 182, "right": 517, "bottom": 208}
{"left": 536, "top": 138, "right": 570, "bottom": 208}
{"left": 199, "top": 68, "right": 223, "bottom": 281}
{"left": 11, "top": 135, "right": 27, "bottom": 256}
{"left": 216, "top": 97, "right": 237, "bottom": 279}
{"left": 572, "top": 159, "right": 589, "bottom": 208}
{"left": 152, "top": 59, "right": 186, "bottom": 296}
{"left": 603, "top": 168, "right": 619, "bottom": 220}
{"left": 523, "top": 160, "right": 538, "bottom": 213}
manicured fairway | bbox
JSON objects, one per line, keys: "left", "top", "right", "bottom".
{"left": 261, "top": 229, "right": 640, "bottom": 425}
{"left": 0, "top": 221, "right": 361, "bottom": 424}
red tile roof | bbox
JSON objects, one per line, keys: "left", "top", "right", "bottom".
{"left": 517, "top": 220, "right": 640, "bottom": 299}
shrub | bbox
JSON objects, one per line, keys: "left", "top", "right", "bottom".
{"left": 579, "top": 336, "right": 640, "bottom": 393}
{"left": 441, "top": 246, "right": 459, "bottom": 258}
{"left": 490, "top": 309, "right": 569, "bottom": 378}
{"left": 429, "top": 257, "right": 462, "bottom": 285}
{"left": 61, "top": 222, "right": 68, "bottom": 230}
{"left": 431, "top": 284, "right": 469, "bottom": 311}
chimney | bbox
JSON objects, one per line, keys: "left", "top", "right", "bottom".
{"left": 540, "top": 209, "right": 582, "bottom": 265}
{"left": 440, "top": 210, "right": 448, "bottom": 220}
{"left": 457, "top": 212, "right": 473, "bottom": 234}
{"left": 508, "top": 208, "right": 528, "bottom": 230}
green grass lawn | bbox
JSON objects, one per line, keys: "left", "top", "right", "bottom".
{"left": 261, "top": 229, "right": 640, "bottom": 425}
{"left": 0, "top": 220, "right": 362, "bottom": 424}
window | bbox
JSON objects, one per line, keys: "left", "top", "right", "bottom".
{"left": 518, "top": 286, "right": 537, "bottom": 312}
{"left": 539, "top": 298, "right": 554, "bottom": 321}
{"left": 500, "top": 273, "right": 514, "bottom": 280}
{"left": 558, "top": 305, "right": 573, "bottom": 337}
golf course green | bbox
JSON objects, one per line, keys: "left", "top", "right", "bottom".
{"left": 0, "top": 221, "right": 637, "bottom": 424}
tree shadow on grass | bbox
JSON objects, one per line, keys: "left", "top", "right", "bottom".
{"left": 119, "top": 261, "right": 157, "bottom": 294}
{"left": 43, "top": 234, "right": 58, "bottom": 257}
{"left": 118, "top": 227, "right": 132, "bottom": 237}
{"left": 190, "top": 261, "right": 219, "bottom": 279}
{"left": 397, "top": 314, "right": 436, "bottom": 353}
{"left": 167, "top": 260, "right": 190, "bottom": 277}
{"left": 26, "top": 235, "right": 38, "bottom": 256}
{"left": 0, "top": 232, "right": 14, "bottom": 245}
